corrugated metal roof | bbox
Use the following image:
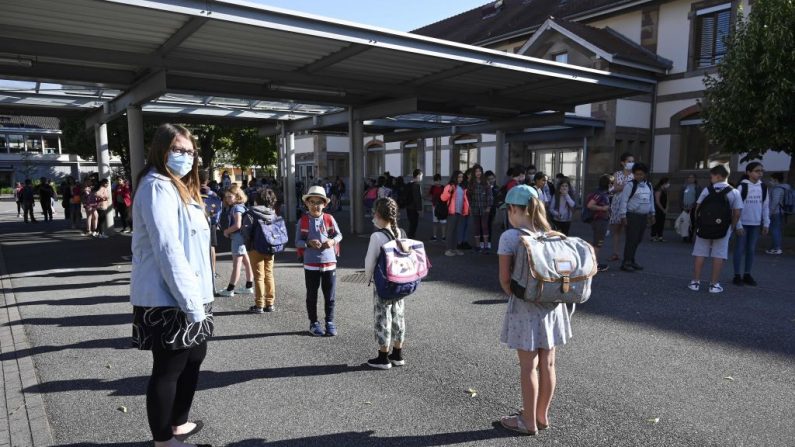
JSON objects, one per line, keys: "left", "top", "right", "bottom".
{"left": 0, "top": 0, "right": 655, "bottom": 126}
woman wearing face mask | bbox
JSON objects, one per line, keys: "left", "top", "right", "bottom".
{"left": 651, "top": 177, "right": 670, "bottom": 242}
{"left": 608, "top": 153, "right": 635, "bottom": 261}
{"left": 131, "top": 124, "right": 214, "bottom": 447}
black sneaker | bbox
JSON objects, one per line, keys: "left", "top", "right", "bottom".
{"left": 462, "top": 242, "right": 473, "bottom": 250}
{"left": 743, "top": 274, "right": 757, "bottom": 286}
{"left": 629, "top": 262, "right": 644, "bottom": 271}
{"left": 732, "top": 275, "right": 744, "bottom": 286}
{"left": 248, "top": 306, "right": 264, "bottom": 314}
{"left": 620, "top": 264, "right": 635, "bottom": 272}
{"left": 264, "top": 305, "right": 275, "bottom": 312}
{"left": 367, "top": 353, "right": 392, "bottom": 370}
{"left": 388, "top": 350, "right": 405, "bottom": 367}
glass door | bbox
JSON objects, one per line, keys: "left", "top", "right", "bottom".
{"left": 534, "top": 149, "right": 583, "bottom": 201}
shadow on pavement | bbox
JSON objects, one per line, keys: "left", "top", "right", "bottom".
{"left": 28, "top": 364, "right": 366, "bottom": 396}
{"left": 9, "top": 312, "right": 131, "bottom": 328}
{"left": 4, "top": 292, "right": 130, "bottom": 306}
{"left": 227, "top": 424, "right": 513, "bottom": 446}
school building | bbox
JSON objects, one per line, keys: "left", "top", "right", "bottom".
{"left": 289, "top": 0, "right": 790, "bottom": 205}
{"left": 0, "top": 115, "right": 122, "bottom": 188}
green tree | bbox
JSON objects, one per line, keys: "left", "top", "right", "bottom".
{"left": 702, "top": 0, "right": 795, "bottom": 182}
{"left": 60, "top": 116, "right": 96, "bottom": 160}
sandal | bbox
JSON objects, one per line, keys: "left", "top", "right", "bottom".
{"left": 499, "top": 415, "right": 537, "bottom": 436}
{"left": 512, "top": 409, "right": 550, "bottom": 430}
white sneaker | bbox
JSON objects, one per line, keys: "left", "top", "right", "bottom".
{"left": 765, "top": 249, "right": 783, "bottom": 255}
{"left": 217, "top": 289, "right": 235, "bottom": 297}
{"left": 455, "top": 250, "right": 465, "bottom": 256}
{"left": 709, "top": 283, "right": 724, "bottom": 294}
{"left": 235, "top": 287, "right": 254, "bottom": 294}
{"left": 445, "top": 250, "right": 457, "bottom": 257}
{"left": 688, "top": 281, "right": 700, "bottom": 292}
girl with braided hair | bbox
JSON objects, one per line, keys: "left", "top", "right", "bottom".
{"left": 363, "top": 197, "right": 407, "bottom": 369}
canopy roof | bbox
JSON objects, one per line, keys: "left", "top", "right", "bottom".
{"left": 0, "top": 0, "right": 654, "bottom": 132}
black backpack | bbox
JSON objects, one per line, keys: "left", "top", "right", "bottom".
{"left": 218, "top": 207, "right": 231, "bottom": 232}
{"left": 695, "top": 186, "right": 733, "bottom": 240}
{"left": 628, "top": 179, "right": 652, "bottom": 199}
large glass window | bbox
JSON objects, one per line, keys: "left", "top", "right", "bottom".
{"left": 452, "top": 136, "right": 478, "bottom": 173}
{"left": 26, "top": 135, "right": 42, "bottom": 153}
{"left": 8, "top": 135, "right": 24, "bottom": 153}
{"left": 402, "top": 141, "right": 419, "bottom": 176}
{"left": 366, "top": 143, "right": 384, "bottom": 178}
{"left": 695, "top": 3, "right": 731, "bottom": 68}
{"left": 0, "top": 136, "right": 7, "bottom": 153}
{"left": 679, "top": 117, "right": 730, "bottom": 169}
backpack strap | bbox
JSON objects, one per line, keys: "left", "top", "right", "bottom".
{"left": 628, "top": 180, "right": 639, "bottom": 200}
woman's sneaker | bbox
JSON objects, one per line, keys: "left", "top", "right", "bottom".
{"left": 688, "top": 281, "right": 700, "bottom": 292}
{"left": 217, "top": 289, "right": 235, "bottom": 297}
{"left": 765, "top": 248, "right": 783, "bottom": 255}
{"left": 309, "top": 321, "right": 325, "bottom": 337}
{"left": 367, "top": 352, "right": 392, "bottom": 370}
{"left": 235, "top": 287, "right": 254, "bottom": 294}
{"left": 445, "top": 250, "right": 457, "bottom": 257}
{"left": 709, "top": 283, "right": 724, "bottom": 294}
{"left": 248, "top": 306, "right": 264, "bottom": 314}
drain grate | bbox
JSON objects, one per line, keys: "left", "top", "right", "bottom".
{"left": 340, "top": 271, "right": 369, "bottom": 284}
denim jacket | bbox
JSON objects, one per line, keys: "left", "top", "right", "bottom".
{"left": 130, "top": 170, "right": 214, "bottom": 323}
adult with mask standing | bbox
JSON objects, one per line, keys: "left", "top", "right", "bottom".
{"left": 38, "top": 177, "right": 56, "bottom": 222}
{"left": 95, "top": 178, "right": 112, "bottom": 238}
{"left": 131, "top": 123, "right": 213, "bottom": 447}
{"left": 681, "top": 174, "right": 701, "bottom": 242}
{"left": 609, "top": 153, "right": 636, "bottom": 262}
{"left": 651, "top": 177, "right": 670, "bottom": 242}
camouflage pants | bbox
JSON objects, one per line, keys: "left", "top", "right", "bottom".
{"left": 373, "top": 290, "right": 405, "bottom": 347}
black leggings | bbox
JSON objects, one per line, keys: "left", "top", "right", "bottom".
{"left": 146, "top": 342, "right": 207, "bottom": 442}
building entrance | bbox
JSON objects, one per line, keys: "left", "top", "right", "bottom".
{"left": 535, "top": 148, "right": 583, "bottom": 199}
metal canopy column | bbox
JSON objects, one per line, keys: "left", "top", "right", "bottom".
{"left": 94, "top": 123, "right": 113, "bottom": 233}
{"left": 127, "top": 105, "right": 145, "bottom": 191}
{"left": 94, "top": 124, "right": 110, "bottom": 181}
{"left": 349, "top": 108, "right": 365, "bottom": 234}
{"left": 283, "top": 129, "right": 297, "bottom": 224}
{"left": 495, "top": 130, "right": 508, "bottom": 184}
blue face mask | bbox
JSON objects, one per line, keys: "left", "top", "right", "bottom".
{"left": 166, "top": 152, "right": 194, "bottom": 177}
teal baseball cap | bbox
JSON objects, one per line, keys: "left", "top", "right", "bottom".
{"left": 503, "top": 184, "right": 538, "bottom": 208}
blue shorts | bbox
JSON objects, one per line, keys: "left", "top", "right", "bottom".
{"left": 230, "top": 233, "right": 247, "bottom": 257}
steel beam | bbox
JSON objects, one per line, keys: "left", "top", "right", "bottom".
{"left": 382, "top": 113, "right": 565, "bottom": 142}
{"left": 85, "top": 71, "right": 167, "bottom": 128}
{"left": 262, "top": 98, "right": 419, "bottom": 136}
{"left": 297, "top": 44, "right": 370, "bottom": 73}
{"left": 155, "top": 17, "right": 209, "bottom": 57}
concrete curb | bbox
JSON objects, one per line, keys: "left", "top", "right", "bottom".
{"left": 0, "top": 243, "right": 54, "bottom": 447}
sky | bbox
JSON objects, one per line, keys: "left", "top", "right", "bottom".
{"left": 248, "top": 0, "right": 487, "bottom": 31}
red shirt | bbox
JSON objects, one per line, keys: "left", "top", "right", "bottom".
{"left": 429, "top": 184, "right": 444, "bottom": 205}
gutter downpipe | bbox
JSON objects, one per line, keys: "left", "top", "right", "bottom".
{"left": 648, "top": 81, "right": 658, "bottom": 173}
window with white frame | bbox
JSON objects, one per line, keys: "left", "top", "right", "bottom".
{"left": 553, "top": 52, "right": 568, "bottom": 64}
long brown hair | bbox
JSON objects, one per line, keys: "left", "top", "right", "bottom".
{"left": 135, "top": 123, "right": 201, "bottom": 205}
{"left": 374, "top": 197, "right": 400, "bottom": 238}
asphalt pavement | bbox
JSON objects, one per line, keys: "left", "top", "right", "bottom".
{"left": 0, "top": 199, "right": 793, "bottom": 447}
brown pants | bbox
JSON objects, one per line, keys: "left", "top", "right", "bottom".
{"left": 249, "top": 250, "right": 276, "bottom": 308}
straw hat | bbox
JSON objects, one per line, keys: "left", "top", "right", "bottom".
{"left": 302, "top": 185, "right": 330, "bottom": 204}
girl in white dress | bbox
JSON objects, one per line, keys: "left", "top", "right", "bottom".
{"left": 497, "top": 185, "right": 572, "bottom": 436}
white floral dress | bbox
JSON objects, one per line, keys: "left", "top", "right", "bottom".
{"left": 609, "top": 170, "right": 634, "bottom": 225}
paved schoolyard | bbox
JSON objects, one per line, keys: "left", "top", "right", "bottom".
{"left": 0, "top": 199, "right": 793, "bottom": 447}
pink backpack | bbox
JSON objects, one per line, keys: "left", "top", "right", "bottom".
{"left": 373, "top": 229, "right": 431, "bottom": 301}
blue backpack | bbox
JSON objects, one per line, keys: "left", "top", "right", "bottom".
{"left": 244, "top": 211, "right": 288, "bottom": 254}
